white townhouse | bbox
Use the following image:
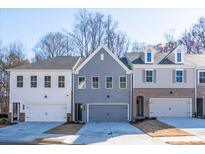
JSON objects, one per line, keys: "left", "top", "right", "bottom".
{"left": 7, "top": 56, "right": 80, "bottom": 122}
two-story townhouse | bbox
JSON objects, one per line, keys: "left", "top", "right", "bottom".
{"left": 73, "top": 45, "right": 132, "bottom": 123}
{"left": 185, "top": 54, "right": 205, "bottom": 117}
{"left": 7, "top": 56, "right": 80, "bottom": 122}
{"left": 126, "top": 46, "right": 196, "bottom": 120}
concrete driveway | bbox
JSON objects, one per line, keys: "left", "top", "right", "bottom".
{"left": 158, "top": 118, "right": 205, "bottom": 141}
{"left": 66, "top": 122, "right": 165, "bottom": 145}
{"left": 0, "top": 122, "right": 62, "bottom": 143}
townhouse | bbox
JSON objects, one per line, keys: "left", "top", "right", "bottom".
{"left": 7, "top": 45, "right": 205, "bottom": 123}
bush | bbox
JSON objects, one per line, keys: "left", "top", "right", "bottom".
{"left": 0, "top": 118, "right": 9, "bottom": 125}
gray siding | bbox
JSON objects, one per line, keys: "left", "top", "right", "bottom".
{"left": 74, "top": 48, "right": 132, "bottom": 122}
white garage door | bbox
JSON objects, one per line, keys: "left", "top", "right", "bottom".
{"left": 149, "top": 98, "right": 192, "bottom": 117}
{"left": 25, "top": 104, "right": 67, "bottom": 122}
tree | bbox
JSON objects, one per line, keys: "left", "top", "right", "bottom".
{"left": 178, "top": 17, "right": 205, "bottom": 53}
{"left": 33, "top": 32, "right": 74, "bottom": 61}
{"left": 68, "top": 9, "right": 129, "bottom": 57}
{"left": 0, "top": 41, "right": 28, "bottom": 115}
{"left": 132, "top": 41, "right": 147, "bottom": 52}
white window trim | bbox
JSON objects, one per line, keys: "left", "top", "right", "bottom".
{"left": 198, "top": 70, "right": 205, "bottom": 84}
{"left": 78, "top": 76, "right": 86, "bottom": 89}
{"left": 175, "top": 69, "right": 184, "bottom": 83}
{"left": 119, "top": 76, "right": 127, "bottom": 89}
{"left": 44, "top": 75, "right": 51, "bottom": 88}
{"left": 175, "top": 52, "right": 184, "bottom": 64}
{"left": 105, "top": 76, "right": 113, "bottom": 89}
{"left": 30, "top": 75, "right": 37, "bottom": 88}
{"left": 91, "top": 76, "right": 100, "bottom": 89}
{"left": 145, "top": 51, "right": 153, "bottom": 63}
{"left": 145, "top": 69, "right": 154, "bottom": 83}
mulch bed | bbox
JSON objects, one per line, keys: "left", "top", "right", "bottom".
{"left": 44, "top": 122, "right": 84, "bottom": 135}
{"left": 131, "top": 119, "right": 193, "bottom": 137}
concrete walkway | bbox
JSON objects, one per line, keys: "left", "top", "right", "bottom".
{"left": 62, "top": 122, "right": 165, "bottom": 145}
{"left": 158, "top": 118, "right": 205, "bottom": 142}
{"left": 0, "top": 122, "right": 62, "bottom": 143}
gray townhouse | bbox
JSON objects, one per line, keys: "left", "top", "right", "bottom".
{"left": 73, "top": 45, "right": 132, "bottom": 123}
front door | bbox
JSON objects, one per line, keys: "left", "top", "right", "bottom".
{"left": 136, "top": 96, "right": 144, "bottom": 117}
{"left": 75, "top": 103, "right": 83, "bottom": 122}
{"left": 197, "top": 98, "right": 203, "bottom": 117}
{"left": 13, "top": 103, "right": 20, "bottom": 121}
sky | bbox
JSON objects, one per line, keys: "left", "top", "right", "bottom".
{"left": 0, "top": 8, "right": 205, "bottom": 60}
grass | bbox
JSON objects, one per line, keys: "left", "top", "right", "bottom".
{"left": 166, "top": 141, "right": 205, "bottom": 145}
{"left": 44, "top": 122, "right": 84, "bottom": 135}
{"left": 131, "top": 119, "right": 193, "bottom": 137}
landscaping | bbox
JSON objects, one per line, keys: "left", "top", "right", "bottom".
{"left": 0, "top": 118, "right": 12, "bottom": 128}
{"left": 44, "top": 122, "right": 84, "bottom": 135}
{"left": 131, "top": 119, "right": 193, "bottom": 137}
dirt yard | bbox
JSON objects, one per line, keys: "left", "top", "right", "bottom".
{"left": 132, "top": 119, "right": 193, "bottom": 137}
{"left": 166, "top": 141, "right": 205, "bottom": 145}
{"left": 0, "top": 124, "right": 8, "bottom": 128}
{"left": 44, "top": 122, "right": 83, "bottom": 135}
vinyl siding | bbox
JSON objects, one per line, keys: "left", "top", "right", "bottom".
{"left": 133, "top": 68, "right": 195, "bottom": 88}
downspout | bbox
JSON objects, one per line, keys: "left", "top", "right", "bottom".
{"left": 194, "top": 66, "right": 197, "bottom": 117}
{"left": 72, "top": 73, "right": 75, "bottom": 122}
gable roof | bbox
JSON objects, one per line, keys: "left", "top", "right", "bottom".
{"left": 8, "top": 56, "right": 80, "bottom": 70}
{"left": 75, "top": 45, "right": 132, "bottom": 74}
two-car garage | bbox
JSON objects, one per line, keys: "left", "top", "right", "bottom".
{"left": 25, "top": 104, "right": 68, "bottom": 122}
{"left": 87, "top": 104, "right": 129, "bottom": 122}
{"left": 149, "top": 98, "right": 192, "bottom": 117}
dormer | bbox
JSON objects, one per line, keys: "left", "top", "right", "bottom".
{"left": 167, "top": 45, "right": 186, "bottom": 64}
{"left": 143, "top": 47, "right": 157, "bottom": 64}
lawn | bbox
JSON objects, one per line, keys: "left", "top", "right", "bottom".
{"left": 132, "top": 119, "right": 193, "bottom": 137}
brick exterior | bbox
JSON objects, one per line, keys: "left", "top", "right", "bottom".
{"left": 19, "top": 113, "right": 25, "bottom": 122}
{"left": 197, "top": 86, "right": 205, "bottom": 115}
{"left": 132, "top": 88, "right": 195, "bottom": 119}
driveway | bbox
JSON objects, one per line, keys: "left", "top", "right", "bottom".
{"left": 158, "top": 118, "right": 205, "bottom": 141}
{"left": 0, "top": 122, "right": 62, "bottom": 143}
{"left": 65, "top": 122, "right": 165, "bottom": 145}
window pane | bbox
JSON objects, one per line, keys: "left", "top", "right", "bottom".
{"left": 78, "top": 77, "right": 86, "bottom": 89}
{"left": 58, "top": 76, "right": 65, "bottom": 88}
{"left": 44, "top": 76, "right": 51, "bottom": 88}
{"left": 177, "top": 53, "right": 182, "bottom": 62}
{"left": 106, "top": 77, "right": 113, "bottom": 88}
{"left": 120, "top": 77, "right": 126, "bottom": 88}
{"left": 92, "top": 77, "right": 99, "bottom": 89}
{"left": 146, "top": 71, "right": 153, "bottom": 82}
{"left": 147, "top": 52, "right": 152, "bottom": 62}
{"left": 17, "top": 76, "right": 23, "bottom": 87}
{"left": 176, "top": 71, "right": 183, "bottom": 83}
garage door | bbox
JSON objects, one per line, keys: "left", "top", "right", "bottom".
{"left": 25, "top": 104, "right": 67, "bottom": 122}
{"left": 88, "top": 104, "right": 128, "bottom": 122}
{"left": 149, "top": 98, "right": 192, "bottom": 117}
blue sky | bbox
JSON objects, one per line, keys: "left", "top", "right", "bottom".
{"left": 1, "top": 8, "right": 205, "bottom": 59}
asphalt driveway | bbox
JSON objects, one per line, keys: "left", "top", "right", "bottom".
{"left": 158, "top": 118, "right": 205, "bottom": 141}
{"left": 0, "top": 122, "right": 62, "bottom": 143}
{"left": 68, "top": 122, "right": 165, "bottom": 145}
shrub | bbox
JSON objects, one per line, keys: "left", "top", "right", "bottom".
{"left": 0, "top": 118, "right": 9, "bottom": 125}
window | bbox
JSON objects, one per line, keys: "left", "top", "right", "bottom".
{"left": 119, "top": 76, "right": 127, "bottom": 89}
{"left": 30, "top": 76, "right": 37, "bottom": 88}
{"left": 147, "top": 52, "right": 152, "bottom": 62}
{"left": 177, "top": 52, "right": 182, "bottom": 62}
{"left": 199, "top": 72, "right": 205, "bottom": 83}
{"left": 92, "top": 76, "right": 99, "bottom": 89}
{"left": 176, "top": 70, "right": 183, "bottom": 83}
{"left": 58, "top": 76, "right": 65, "bottom": 88}
{"left": 146, "top": 70, "right": 153, "bottom": 82}
{"left": 17, "top": 76, "right": 23, "bottom": 87}
{"left": 100, "top": 53, "right": 104, "bottom": 61}
{"left": 78, "top": 76, "right": 86, "bottom": 89}
{"left": 106, "top": 76, "right": 113, "bottom": 89}
{"left": 44, "top": 76, "right": 51, "bottom": 88}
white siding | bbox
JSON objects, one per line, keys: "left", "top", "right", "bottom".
{"left": 9, "top": 70, "right": 72, "bottom": 113}
{"left": 133, "top": 68, "right": 195, "bottom": 88}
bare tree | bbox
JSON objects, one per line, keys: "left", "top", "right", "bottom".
{"left": 68, "top": 9, "right": 129, "bottom": 57}
{"left": 33, "top": 32, "right": 74, "bottom": 61}
{"left": 132, "top": 41, "right": 147, "bottom": 52}
{"left": 178, "top": 17, "right": 205, "bottom": 53}
{"left": 0, "top": 41, "right": 28, "bottom": 116}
